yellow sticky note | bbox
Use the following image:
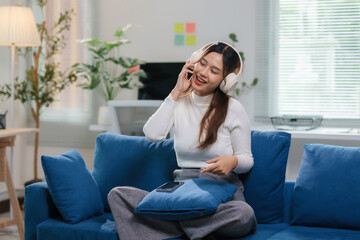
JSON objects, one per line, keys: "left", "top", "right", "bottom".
{"left": 186, "top": 35, "right": 196, "bottom": 46}
{"left": 174, "top": 23, "right": 184, "bottom": 33}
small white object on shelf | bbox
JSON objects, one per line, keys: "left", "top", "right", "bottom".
{"left": 107, "top": 100, "right": 163, "bottom": 134}
{"left": 89, "top": 100, "right": 163, "bottom": 135}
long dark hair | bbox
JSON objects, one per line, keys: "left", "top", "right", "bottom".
{"left": 198, "top": 43, "right": 241, "bottom": 149}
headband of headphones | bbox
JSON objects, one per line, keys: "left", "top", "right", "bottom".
{"left": 189, "top": 41, "right": 243, "bottom": 93}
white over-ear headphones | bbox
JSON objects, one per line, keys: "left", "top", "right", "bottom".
{"left": 189, "top": 41, "right": 243, "bottom": 93}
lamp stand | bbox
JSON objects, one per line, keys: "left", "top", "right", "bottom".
{"left": 10, "top": 45, "right": 15, "bottom": 129}
{"left": 9, "top": 44, "right": 15, "bottom": 220}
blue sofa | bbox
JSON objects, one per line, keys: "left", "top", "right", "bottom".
{"left": 24, "top": 131, "right": 360, "bottom": 240}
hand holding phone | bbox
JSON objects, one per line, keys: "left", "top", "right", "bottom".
{"left": 171, "top": 60, "right": 194, "bottom": 101}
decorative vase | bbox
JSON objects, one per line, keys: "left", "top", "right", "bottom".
{"left": 97, "top": 105, "right": 111, "bottom": 126}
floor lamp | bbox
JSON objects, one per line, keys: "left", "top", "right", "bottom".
{"left": 0, "top": 6, "right": 41, "bottom": 127}
{"left": 0, "top": 6, "right": 40, "bottom": 219}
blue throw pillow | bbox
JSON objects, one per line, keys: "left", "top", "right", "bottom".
{"left": 242, "top": 130, "right": 291, "bottom": 223}
{"left": 134, "top": 178, "right": 237, "bottom": 221}
{"left": 41, "top": 149, "right": 104, "bottom": 224}
{"left": 92, "top": 133, "right": 179, "bottom": 212}
{"left": 292, "top": 144, "right": 360, "bottom": 230}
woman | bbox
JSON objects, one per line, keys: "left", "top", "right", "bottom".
{"left": 108, "top": 42, "right": 257, "bottom": 240}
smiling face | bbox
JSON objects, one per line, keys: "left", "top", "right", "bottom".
{"left": 191, "top": 52, "right": 225, "bottom": 96}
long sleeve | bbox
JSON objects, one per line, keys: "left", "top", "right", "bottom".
{"left": 228, "top": 100, "right": 254, "bottom": 174}
{"left": 143, "top": 94, "right": 178, "bottom": 142}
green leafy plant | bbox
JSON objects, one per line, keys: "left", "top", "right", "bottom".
{"left": 0, "top": 0, "right": 77, "bottom": 185}
{"left": 73, "top": 25, "right": 146, "bottom": 102}
{"left": 229, "top": 33, "right": 258, "bottom": 96}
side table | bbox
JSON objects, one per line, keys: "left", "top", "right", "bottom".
{"left": 0, "top": 128, "right": 38, "bottom": 240}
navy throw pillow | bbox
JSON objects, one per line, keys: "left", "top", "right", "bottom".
{"left": 134, "top": 178, "right": 237, "bottom": 221}
{"left": 292, "top": 144, "right": 360, "bottom": 230}
{"left": 242, "top": 130, "right": 291, "bottom": 223}
{"left": 92, "top": 133, "right": 179, "bottom": 212}
{"left": 41, "top": 149, "right": 104, "bottom": 224}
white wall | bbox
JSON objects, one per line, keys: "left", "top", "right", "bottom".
{"left": 94, "top": 0, "right": 255, "bottom": 61}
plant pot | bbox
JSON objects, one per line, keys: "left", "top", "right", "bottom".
{"left": 97, "top": 105, "right": 111, "bottom": 126}
{"left": 116, "top": 87, "right": 139, "bottom": 100}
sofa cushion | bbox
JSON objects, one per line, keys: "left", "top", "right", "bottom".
{"left": 266, "top": 225, "right": 360, "bottom": 240}
{"left": 242, "top": 131, "right": 291, "bottom": 223}
{"left": 36, "top": 213, "right": 118, "bottom": 240}
{"left": 92, "top": 133, "right": 179, "bottom": 212}
{"left": 134, "top": 179, "right": 237, "bottom": 221}
{"left": 292, "top": 144, "right": 360, "bottom": 230}
{"left": 41, "top": 149, "right": 104, "bottom": 224}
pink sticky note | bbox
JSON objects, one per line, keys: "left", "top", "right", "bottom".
{"left": 186, "top": 22, "right": 196, "bottom": 33}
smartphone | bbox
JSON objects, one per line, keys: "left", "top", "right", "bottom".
{"left": 187, "top": 66, "right": 193, "bottom": 80}
{"left": 156, "top": 181, "right": 184, "bottom": 192}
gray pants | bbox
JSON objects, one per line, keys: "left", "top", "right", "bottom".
{"left": 108, "top": 169, "right": 257, "bottom": 240}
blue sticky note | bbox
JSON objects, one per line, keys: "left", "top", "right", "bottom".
{"left": 174, "top": 35, "right": 185, "bottom": 46}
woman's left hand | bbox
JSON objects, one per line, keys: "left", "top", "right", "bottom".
{"left": 200, "top": 156, "right": 238, "bottom": 175}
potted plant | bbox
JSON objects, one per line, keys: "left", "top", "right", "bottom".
{"left": 73, "top": 25, "right": 146, "bottom": 125}
{"left": 0, "top": 0, "right": 76, "bottom": 185}
{"left": 228, "top": 33, "right": 258, "bottom": 96}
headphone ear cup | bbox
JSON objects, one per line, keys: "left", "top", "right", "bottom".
{"left": 190, "top": 50, "right": 203, "bottom": 63}
{"left": 190, "top": 42, "right": 215, "bottom": 63}
{"left": 220, "top": 73, "right": 239, "bottom": 93}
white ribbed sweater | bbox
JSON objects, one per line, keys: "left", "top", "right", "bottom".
{"left": 143, "top": 91, "right": 254, "bottom": 174}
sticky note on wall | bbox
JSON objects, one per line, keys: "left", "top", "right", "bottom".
{"left": 174, "top": 23, "right": 185, "bottom": 33}
{"left": 186, "top": 35, "right": 196, "bottom": 46}
{"left": 174, "top": 22, "right": 196, "bottom": 46}
{"left": 186, "top": 22, "right": 196, "bottom": 33}
{"left": 174, "top": 34, "right": 185, "bottom": 46}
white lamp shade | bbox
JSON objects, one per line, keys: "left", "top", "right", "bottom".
{"left": 0, "top": 6, "right": 41, "bottom": 46}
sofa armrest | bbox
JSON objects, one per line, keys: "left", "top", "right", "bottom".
{"left": 24, "top": 182, "right": 60, "bottom": 240}
{"left": 283, "top": 180, "right": 295, "bottom": 223}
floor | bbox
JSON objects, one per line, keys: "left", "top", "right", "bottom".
{"left": 0, "top": 211, "right": 20, "bottom": 240}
